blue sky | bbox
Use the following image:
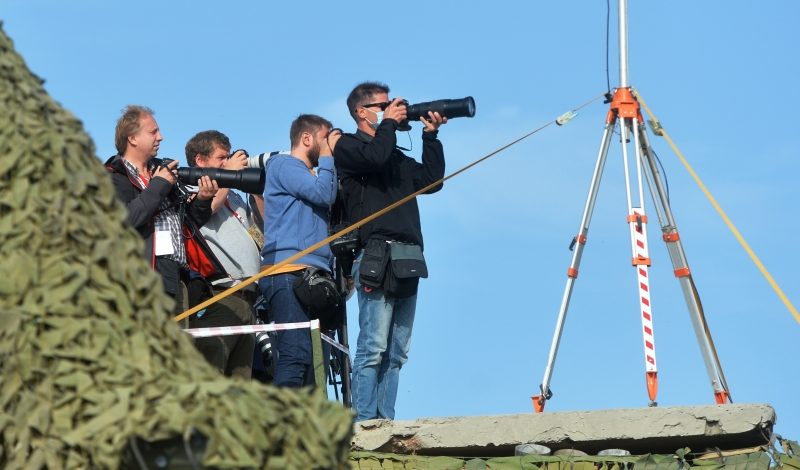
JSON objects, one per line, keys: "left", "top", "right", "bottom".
{"left": 4, "top": 0, "right": 799, "bottom": 442}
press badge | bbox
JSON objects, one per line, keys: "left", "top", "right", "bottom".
{"left": 154, "top": 230, "right": 175, "bottom": 256}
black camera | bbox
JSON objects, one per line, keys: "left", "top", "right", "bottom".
{"left": 329, "top": 223, "right": 359, "bottom": 259}
{"left": 157, "top": 158, "right": 194, "bottom": 199}
{"left": 228, "top": 148, "right": 250, "bottom": 162}
{"left": 398, "top": 96, "right": 476, "bottom": 131}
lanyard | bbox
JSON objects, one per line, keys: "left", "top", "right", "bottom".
{"left": 224, "top": 198, "right": 247, "bottom": 227}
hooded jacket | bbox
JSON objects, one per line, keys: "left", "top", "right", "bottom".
{"left": 333, "top": 118, "right": 445, "bottom": 249}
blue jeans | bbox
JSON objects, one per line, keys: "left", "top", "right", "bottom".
{"left": 350, "top": 253, "right": 417, "bottom": 421}
{"left": 258, "top": 272, "right": 314, "bottom": 387}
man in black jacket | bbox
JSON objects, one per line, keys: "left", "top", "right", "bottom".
{"left": 104, "top": 105, "right": 217, "bottom": 312}
{"left": 334, "top": 82, "right": 446, "bottom": 421}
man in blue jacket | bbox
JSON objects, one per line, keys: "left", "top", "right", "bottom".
{"left": 259, "top": 114, "right": 340, "bottom": 387}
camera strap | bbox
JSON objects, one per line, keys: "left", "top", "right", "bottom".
{"left": 225, "top": 197, "right": 264, "bottom": 250}
{"left": 224, "top": 198, "right": 247, "bottom": 226}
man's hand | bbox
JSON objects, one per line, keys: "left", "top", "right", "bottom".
{"left": 153, "top": 160, "right": 178, "bottom": 185}
{"left": 222, "top": 150, "right": 248, "bottom": 171}
{"left": 384, "top": 98, "right": 408, "bottom": 123}
{"left": 196, "top": 175, "right": 219, "bottom": 200}
{"left": 344, "top": 276, "right": 355, "bottom": 301}
{"left": 420, "top": 111, "right": 447, "bottom": 133}
{"left": 322, "top": 128, "right": 342, "bottom": 156}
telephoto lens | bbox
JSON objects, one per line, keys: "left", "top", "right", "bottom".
{"left": 246, "top": 151, "right": 282, "bottom": 169}
{"left": 397, "top": 96, "right": 476, "bottom": 131}
{"left": 255, "top": 331, "right": 274, "bottom": 364}
{"left": 177, "top": 167, "right": 265, "bottom": 194}
{"left": 405, "top": 96, "right": 476, "bottom": 122}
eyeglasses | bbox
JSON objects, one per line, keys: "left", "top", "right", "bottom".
{"left": 361, "top": 101, "right": 391, "bottom": 111}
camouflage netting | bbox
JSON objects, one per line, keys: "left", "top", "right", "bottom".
{"left": 0, "top": 25, "right": 352, "bottom": 469}
{"left": 350, "top": 440, "right": 800, "bottom": 470}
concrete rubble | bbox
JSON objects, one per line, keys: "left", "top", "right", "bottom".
{"left": 352, "top": 404, "right": 776, "bottom": 457}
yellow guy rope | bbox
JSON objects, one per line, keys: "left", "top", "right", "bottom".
{"left": 635, "top": 89, "right": 800, "bottom": 325}
{"left": 174, "top": 93, "right": 605, "bottom": 323}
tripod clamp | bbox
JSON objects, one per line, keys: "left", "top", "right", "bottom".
{"left": 532, "top": 384, "right": 553, "bottom": 413}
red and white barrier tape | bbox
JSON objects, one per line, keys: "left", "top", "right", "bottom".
{"left": 183, "top": 319, "right": 350, "bottom": 356}
{"left": 184, "top": 321, "right": 314, "bottom": 337}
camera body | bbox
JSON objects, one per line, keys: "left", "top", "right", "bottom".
{"left": 158, "top": 157, "right": 178, "bottom": 171}
{"left": 329, "top": 223, "right": 359, "bottom": 259}
{"left": 157, "top": 158, "right": 195, "bottom": 198}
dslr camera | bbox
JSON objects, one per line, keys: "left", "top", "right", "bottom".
{"left": 329, "top": 223, "right": 359, "bottom": 259}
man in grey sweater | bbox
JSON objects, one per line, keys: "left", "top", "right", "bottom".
{"left": 184, "top": 130, "right": 262, "bottom": 379}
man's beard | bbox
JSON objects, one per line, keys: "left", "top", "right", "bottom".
{"left": 308, "top": 141, "right": 321, "bottom": 167}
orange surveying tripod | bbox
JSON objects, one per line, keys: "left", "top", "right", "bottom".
{"left": 532, "top": 0, "right": 731, "bottom": 413}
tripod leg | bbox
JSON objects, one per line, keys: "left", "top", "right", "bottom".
{"left": 533, "top": 120, "right": 616, "bottom": 413}
{"left": 626, "top": 117, "right": 658, "bottom": 405}
{"left": 338, "top": 305, "right": 352, "bottom": 408}
{"left": 637, "top": 124, "right": 731, "bottom": 404}
{"left": 310, "top": 320, "right": 327, "bottom": 397}
{"left": 333, "top": 263, "right": 352, "bottom": 407}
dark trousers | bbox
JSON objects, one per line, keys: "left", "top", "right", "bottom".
{"left": 188, "top": 281, "right": 255, "bottom": 379}
{"left": 156, "top": 256, "right": 181, "bottom": 298}
{"left": 259, "top": 273, "right": 315, "bottom": 387}
{"left": 155, "top": 256, "right": 189, "bottom": 317}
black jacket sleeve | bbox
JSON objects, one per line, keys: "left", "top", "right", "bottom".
{"left": 412, "top": 130, "right": 445, "bottom": 194}
{"left": 186, "top": 196, "right": 213, "bottom": 228}
{"left": 111, "top": 173, "right": 173, "bottom": 235}
{"left": 334, "top": 119, "right": 399, "bottom": 175}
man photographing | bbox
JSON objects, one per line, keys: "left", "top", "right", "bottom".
{"left": 334, "top": 82, "right": 447, "bottom": 421}
{"left": 183, "top": 130, "right": 262, "bottom": 378}
{"left": 259, "top": 114, "right": 341, "bottom": 388}
{"left": 105, "top": 105, "right": 217, "bottom": 310}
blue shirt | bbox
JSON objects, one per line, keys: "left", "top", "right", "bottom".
{"left": 261, "top": 153, "right": 337, "bottom": 272}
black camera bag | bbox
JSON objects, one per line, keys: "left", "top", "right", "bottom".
{"left": 383, "top": 242, "right": 428, "bottom": 298}
{"left": 292, "top": 268, "right": 342, "bottom": 325}
{"left": 358, "top": 238, "right": 390, "bottom": 289}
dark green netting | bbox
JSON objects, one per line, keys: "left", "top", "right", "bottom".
{"left": 0, "top": 24, "right": 352, "bottom": 469}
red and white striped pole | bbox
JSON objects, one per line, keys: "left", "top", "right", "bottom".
{"left": 628, "top": 210, "right": 658, "bottom": 403}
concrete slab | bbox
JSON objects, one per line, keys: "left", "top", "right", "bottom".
{"left": 352, "top": 404, "right": 776, "bottom": 457}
